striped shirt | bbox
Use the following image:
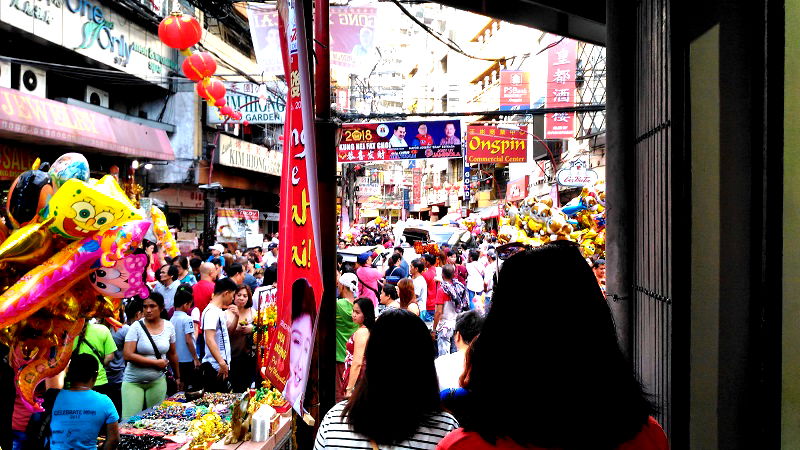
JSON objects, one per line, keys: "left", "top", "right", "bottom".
{"left": 314, "top": 401, "right": 459, "bottom": 449}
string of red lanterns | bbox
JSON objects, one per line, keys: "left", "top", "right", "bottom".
{"left": 157, "top": 11, "right": 245, "bottom": 123}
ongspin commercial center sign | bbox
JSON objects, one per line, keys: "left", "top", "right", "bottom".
{"left": 466, "top": 125, "right": 528, "bottom": 163}
{"left": 337, "top": 120, "right": 463, "bottom": 162}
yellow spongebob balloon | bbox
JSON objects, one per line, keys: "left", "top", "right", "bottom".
{"left": 42, "top": 175, "right": 141, "bottom": 240}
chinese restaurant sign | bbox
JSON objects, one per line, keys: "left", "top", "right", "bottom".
{"left": 217, "top": 135, "right": 281, "bottom": 176}
{"left": 337, "top": 120, "right": 463, "bottom": 162}
{"left": 264, "top": 0, "right": 323, "bottom": 418}
{"left": 500, "top": 70, "right": 530, "bottom": 111}
{"left": 544, "top": 38, "right": 578, "bottom": 139}
{"left": 466, "top": 125, "right": 528, "bottom": 163}
{"left": 207, "top": 82, "right": 286, "bottom": 124}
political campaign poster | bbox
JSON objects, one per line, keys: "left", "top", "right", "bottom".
{"left": 337, "top": 120, "right": 463, "bottom": 162}
{"left": 330, "top": 7, "right": 379, "bottom": 72}
{"left": 264, "top": 0, "right": 323, "bottom": 419}
{"left": 247, "top": 4, "right": 283, "bottom": 76}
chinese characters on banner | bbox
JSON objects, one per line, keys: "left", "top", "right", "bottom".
{"left": 466, "top": 125, "right": 528, "bottom": 163}
{"left": 264, "top": 0, "right": 323, "bottom": 418}
{"left": 412, "top": 168, "right": 422, "bottom": 204}
{"left": 463, "top": 159, "right": 471, "bottom": 217}
{"left": 544, "top": 38, "right": 578, "bottom": 139}
{"left": 499, "top": 70, "right": 530, "bottom": 111}
{"left": 337, "top": 120, "right": 464, "bottom": 162}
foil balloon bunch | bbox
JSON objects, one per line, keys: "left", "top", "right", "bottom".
{"left": 158, "top": 11, "right": 246, "bottom": 124}
{"left": 499, "top": 180, "right": 607, "bottom": 259}
{"left": 0, "top": 153, "right": 181, "bottom": 411}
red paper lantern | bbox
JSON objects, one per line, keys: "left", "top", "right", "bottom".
{"left": 158, "top": 13, "right": 202, "bottom": 50}
{"left": 231, "top": 111, "right": 243, "bottom": 121}
{"left": 182, "top": 52, "right": 217, "bottom": 81}
{"left": 196, "top": 78, "right": 226, "bottom": 101}
{"left": 219, "top": 106, "right": 234, "bottom": 116}
{"left": 215, "top": 97, "right": 226, "bottom": 107}
{"left": 243, "top": 120, "right": 250, "bottom": 126}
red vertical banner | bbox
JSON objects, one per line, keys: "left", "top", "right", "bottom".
{"left": 412, "top": 168, "right": 422, "bottom": 204}
{"left": 263, "top": 0, "right": 323, "bottom": 417}
{"left": 544, "top": 38, "right": 578, "bottom": 139}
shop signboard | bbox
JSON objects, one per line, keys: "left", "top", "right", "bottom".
{"left": 217, "top": 135, "right": 282, "bottom": 176}
{"left": 500, "top": 70, "right": 530, "bottom": 111}
{"left": 506, "top": 175, "right": 529, "bottom": 202}
{"left": 556, "top": 158, "right": 599, "bottom": 187}
{"left": 0, "top": 0, "right": 179, "bottom": 83}
{"left": 216, "top": 208, "right": 260, "bottom": 242}
{"left": 206, "top": 82, "right": 286, "bottom": 124}
{"left": 150, "top": 187, "right": 204, "bottom": 209}
{"left": 0, "top": 142, "right": 37, "bottom": 180}
{"left": 337, "top": 120, "right": 463, "bottom": 162}
{"left": 412, "top": 167, "right": 421, "bottom": 204}
{"left": 544, "top": 37, "right": 578, "bottom": 139}
{"left": 266, "top": 0, "right": 323, "bottom": 419}
{"left": 466, "top": 125, "right": 528, "bottom": 163}
{"left": 329, "top": 7, "right": 378, "bottom": 71}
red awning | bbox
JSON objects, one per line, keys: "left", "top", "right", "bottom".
{"left": 0, "top": 87, "right": 174, "bottom": 161}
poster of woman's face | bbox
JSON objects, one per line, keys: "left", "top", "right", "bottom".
{"left": 283, "top": 278, "right": 317, "bottom": 411}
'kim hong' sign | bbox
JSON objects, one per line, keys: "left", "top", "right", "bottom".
{"left": 218, "top": 135, "right": 282, "bottom": 176}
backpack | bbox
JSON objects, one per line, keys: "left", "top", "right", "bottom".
{"left": 442, "top": 280, "right": 470, "bottom": 313}
{"left": 22, "top": 388, "right": 60, "bottom": 450}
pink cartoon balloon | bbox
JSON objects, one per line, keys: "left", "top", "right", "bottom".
{"left": 89, "top": 253, "right": 149, "bottom": 298}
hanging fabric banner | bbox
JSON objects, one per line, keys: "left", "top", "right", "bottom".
{"left": 262, "top": 0, "right": 323, "bottom": 418}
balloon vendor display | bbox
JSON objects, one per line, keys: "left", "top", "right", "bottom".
{"left": 498, "top": 180, "right": 607, "bottom": 259}
{"left": 157, "top": 10, "right": 245, "bottom": 123}
{"left": 0, "top": 154, "right": 184, "bottom": 412}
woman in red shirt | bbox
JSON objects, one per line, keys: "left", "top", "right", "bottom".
{"left": 437, "top": 242, "right": 668, "bottom": 450}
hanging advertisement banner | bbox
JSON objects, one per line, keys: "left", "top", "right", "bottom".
{"left": 337, "top": 120, "right": 463, "bottom": 162}
{"left": 499, "top": 70, "right": 530, "bottom": 111}
{"left": 246, "top": 4, "right": 284, "bottom": 76}
{"left": 330, "top": 7, "right": 379, "bottom": 71}
{"left": 506, "top": 176, "right": 530, "bottom": 202}
{"left": 465, "top": 125, "right": 528, "bottom": 163}
{"left": 544, "top": 38, "right": 578, "bottom": 139}
{"left": 412, "top": 168, "right": 422, "bottom": 204}
{"left": 263, "top": 0, "right": 323, "bottom": 418}
{"left": 216, "top": 208, "right": 260, "bottom": 242}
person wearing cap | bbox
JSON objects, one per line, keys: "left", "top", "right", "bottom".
{"left": 264, "top": 242, "right": 278, "bottom": 267}
{"left": 355, "top": 252, "right": 383, "bottom": 308}
{"left": 207, "top": 244, "right": 226, "bottom": 268}
{"left": 335, "top": 272, "right": 361, "bottom": 401}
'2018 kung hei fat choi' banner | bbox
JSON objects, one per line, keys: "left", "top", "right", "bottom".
{"left": 337, "top": 120, "right": 464, "bottom": 162}
{"left": 466, "top": 125, "right": 528, "bottom": 164}
{"left": 263, "top": 0, "right": 323, "bottom": 418}
{"left": 544, "top": 37, "right": 578, "bottom": 139}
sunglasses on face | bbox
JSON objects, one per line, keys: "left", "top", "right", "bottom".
{"left": 496, "top": 242, "right": 530, "bottom": 260}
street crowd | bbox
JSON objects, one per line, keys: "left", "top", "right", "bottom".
{"left": 10, "top": 235, "right": 281, "bottom": 450}
{"left": 327, "top": 240, "right": 664, "bottom": 450}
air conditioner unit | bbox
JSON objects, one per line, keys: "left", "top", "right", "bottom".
{"left": 19, "top": 65, "right": 46, "bottom": 98}
{"left": 85, "top": 86, "right": 109, "bottom": 107}
{"left": 0, "top": 60, "right": 10, "bottom": 89}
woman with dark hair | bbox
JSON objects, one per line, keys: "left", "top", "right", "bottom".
{"left": 174, "top": 256, "right": 197, "bottom": 286}
{"left": 284, "top": 279, "right": 317, "bottom": 412}
{"left": 437, "top": 242, "right": 667, "bottom": 450}
{"left": 121, "top": 292, "right": 180, "bottom": 421}
{"left": 378, "top": 284, "right": 400, "bottom": 314}
{"left": 397, "top": 278, "right": 420, "bottom": 316}
{"left": 228, "top": 285, "right": 256, "bottom": 392}
{"left": 342, "top": 298, "right": 375, "bottom": 398}
{"left": 315, "top": 309, "right": 458, "bottom": 449}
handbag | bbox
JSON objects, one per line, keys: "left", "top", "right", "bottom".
{"left": 138, "top": 319, "right": 178, "bottom": 394}
{"left": 355, "top": 271, "right": 383, "bottom": 296}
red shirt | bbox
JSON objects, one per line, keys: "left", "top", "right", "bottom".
{"left": 436, "top": 417, "right": 668, "bottom": 450}
{"left": 422, "top": 268, "right": 437, "bottom": 311}
{"left": 193, "top": 279, "right": 215, "bottom": 313}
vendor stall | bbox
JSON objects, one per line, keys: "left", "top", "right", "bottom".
{"left": 119, "top": 389, "right": 291, "bottom": 450}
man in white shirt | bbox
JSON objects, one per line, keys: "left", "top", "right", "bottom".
{"left": 483, "top": 250, "right": 498, "bottom": 309}
{"left": 435, "top": 310, "right": 484, "bottom": 391}
{"left": 388, "top": 125, "right": 408, "bottom": 147}
{"left": 264, "top": 242, "right": 278, "bottom": 267}
{"left": 410, "top": 258, "right": 428, "bottom": 311}
{"left": 202, "top": 278, "right": 237, "bottom": 392}
{"left": 154, "top": 264, "right": 181, "bottom": 314}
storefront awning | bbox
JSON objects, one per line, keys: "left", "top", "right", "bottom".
{"left": 0, "top": 87, "right": 174, "bottom": 161}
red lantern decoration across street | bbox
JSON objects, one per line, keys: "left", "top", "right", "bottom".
{"left": 158, "top": 13, "right": 202, "bottom": 50}
{"left": 196, "top": 78, "right": 226, "bottom": 102}
{"left": 231, "top": 111, "right": 243, "bottom": 121}
{"left": 219, "top": 106, "right": 234, "bottom": 116}
{"left": 182, "top": 52, "right": 217, "bottom": 81}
